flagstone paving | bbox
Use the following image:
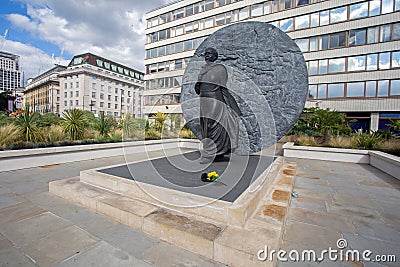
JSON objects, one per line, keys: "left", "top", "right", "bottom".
{"left": 0, "top": 149, "right": 399, "bottom": 266}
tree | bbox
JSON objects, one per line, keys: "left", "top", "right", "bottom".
{"left": 304, "top": 108, "right": 350, "bottom": 142}
{"left": 150, "top": 112, "right": 168, "bottom": 132}
{"left": 14, "top": 104, "right": 41, "bottom": 142}
{"left": 93, "top": 111, "right": 115, "bottom": 138}
{"left": 61, "top": 109, "right": 88, "bottom": 140}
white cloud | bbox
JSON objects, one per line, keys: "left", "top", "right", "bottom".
{"left": 6, "top": 0, "right": 168, "bottom": 76}
{"left": 2, "top": 39, "right": 69, "bottom": 81}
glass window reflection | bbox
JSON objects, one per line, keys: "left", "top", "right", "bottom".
{"left": 378, "top": 80, "right": 389, "bottom": 96}
{"left": 367, "top": 54, "right": 378, "bottom": 70}
{"left": 379, "top": 52, "right": 391, "bottom": 69}
{"left": 328, "top": 83, "right": 345, "bottom": 98}
{"left": 330, "top": 7, "right": 347, "bottom": 23}
{"left": 348, "top": 55, "right": 366, "bottom": 71}
{"left": 366, "top": 81, "right": 376, "bottom": 97}
{"left": 390, "top": 80, "right": 400, "bottom": 95}
{"left": 350, "top": 2, "right": 368, "bottom": 19}
{"left": 328, "top": 58, "right": 345, "bottom": 73}
{"left": 347, "top": 82, "right": 365, "bottom": 97}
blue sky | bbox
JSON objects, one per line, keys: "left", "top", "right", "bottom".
{"left": 0, "top": 0, "right": 170, "bottom": 82}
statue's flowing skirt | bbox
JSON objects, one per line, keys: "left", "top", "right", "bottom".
{"left": 199, "top": 84, "right": 239, "bottom": 158}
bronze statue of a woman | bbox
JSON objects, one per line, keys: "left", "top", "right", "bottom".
{"left": 195, "top": 48, "right": 241, "bottom": 164}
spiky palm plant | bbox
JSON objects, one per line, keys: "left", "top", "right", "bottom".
{"left": 15, "top": 105, "right": 41, "bottom": 142}
{"left": 150, "top": 112, "right": 168, "bottom": 133}
{"left": 93, "top": 111, "right": 115, "bottom": 138}
{"left": 61, "top": 109, "right": 88, "bottom": 140}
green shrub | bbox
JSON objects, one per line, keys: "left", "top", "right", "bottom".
{"left": 353, "top": 132, "right": 384, "bottom": 150}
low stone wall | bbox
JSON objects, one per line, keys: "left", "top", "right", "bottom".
{"left": 282, "top": 142, "right": 369, "bottom": 164}
{"left": 283, "top": 142, "right": 400, "bottom": 180}
{"left": 0, "top": 139, "right": 199, "bottom": 172}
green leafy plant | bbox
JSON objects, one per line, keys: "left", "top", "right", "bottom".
{"left": 353, "top": 131, "right": 384, "bottom": 150}
{"left": 15, "top": 105, "right": 41, "bottom": 142}
{"left": 61, "top": 109, "right": 88, "bottom": 140}
{"left": 150, "top": 112, "right": 168, "bottom": 132}
{"left": 93, "top": 111, "right": 116, "bottom": 138}
{"left": 36, "top": 113, "right": 60, "bottom": 128}
{"left": 0, "top": 124, "right": 22, "bottom": 148}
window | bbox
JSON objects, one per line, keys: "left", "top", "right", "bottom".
{"left": 76, "top": 82, "right": 79, "bottom": 88}
{"left": 108, "top": 95, "right": 111, "bottom": 101}
{"left": 175, "top": 59, "right": 183, "bottom": 69}
{"left": 366, "top": 81, "right": 377, "bottom": 97}
{"left": 347, "top": 82, "right": 364, "bottom": 97}
{"left": 205, "top": 0, "right": 214, "bottom": 11}
{"left": 350, "top": 2, "right": 368, "bottom": 19}
{"left": 75, "top": 100, "right": 79, "bottom": 106}
{"left": 309, "top": 37, "right": 318, "bottom": 51}
{"left": 308, "top": 61, "right": 318, "bottom": 75}
{"left": 390, "top": 80, "right": 400, "bottom": 95}
{"left": 184, "top": 40, "right": 192, "bottom": 51}
{"left": 392, "top": 51, "right": 400, "bottom": 67}
{"left": 173, "top": 8, "right": 184, "bottom": 20}
{"left": 70, "top": 100, "right": 73, "bottom": 106}
{"left": 185, "top": 5, "right": 193, "bottom": 16}
{"left": 100, "top": 102, "right": 104, "bottom": 107}
{"left": 115, "top": 88, "right": 118, "bottom": 94}
{"left": 367, "top": 54, "right": 378, "bottom": 70}
{"left": 328, "top": 58, "right": 345, "bottom": 73}
{"left": 263, "top": 2, "right": 271, "bottom": 14}
{"left": 296, "top": 39, "right": 309, "bottom": 52}
{"left": 101, "top": 85, "right": 104, "bottom": 91}
{"left": 295, "top": 15, "right": 310, "bottom": 30}
{"left": 239, "top": 7, "right": 249, "bottom": 20}
{"left": 329, "top": 32, "right": 346, "bottom": 48}
{"left": 176, "top": 25, "right": 183, "bottom": 36}
{"left": 185, "top": 23, "right": 193, "bottom": 33}
{"left": 107, "top": 103, "right": 111, "bottom": 108}
{"left": 320, "top": 11, "right": 329, "bottom": 26}
{"left": 320, "top": 35, "right": 328, "bottom": 50}
{"left": 280, "top": 18, "right": 293, "bottom": 32}
{"left": 297, "top": 0, "right": 309, "bottom": 7}
{"left": 310, "top": 13, "right": 319, "bottom": 27}
{"left": 318, "top": 84, "right": 327, "bottom": 98}
{"left": 115, "top": 104, "right": 118, "bottom": 109}
{"left": 100, "top": 93, "right": 104, "bottom": 100}
{"left": 349, "top": 29, "right": 366, "bottom": 45}
{"left": 379, "top": 52, "right": 391, "bottom": 69}
{"left": 308, "top": 85, "right": 317, "bottom": 99}
{"left": 330, "top": 6, "right": 347, "bottom": 23}
{"left": 70, "top": 82, "right": 73, "bottom": 89}
{"left": 318, "top": 59, "right": 328, "bottom": 74}
{"left": 64, "top": 92, "right": 67, "bottom": 98}
{"left": 394, "top": 23, "right": 400, "bottom": 39}
{"left": 369, "top": 0, "right": 381, "bottom": 16}
{"left": 380, "top": 25, "right": 392, "bottom": 42}
{"left": 75, "top": 91, "right": 79, "bottom": 97}
{"left": 175, "top": 42, "right": 183, "bottom": 53}
{"left": 70, "top": 91, "right": 73, "bottom": 97}
{"left": 367, "top": 27, "right": 379, "bottom": 44}
{"left": 158, "top": 47, "right": 165, "bottom": 57}
{"left": 396, "top": 0, "right": 400, "bottom": 10}
{"left": 348, "top": 55, "right": 366, "bottom": 71}
{"left": 382, "top": 0, "right": 394, "bottom": 14}
{"left": 252, "top": 4, "right": 263, "bottom": 17}
{"left": 64, "top": 83, "right": 67, "bottom": 89}
{"left": 115, "top": 96, "right": 118, "bottom": 101}
{"left": 378, "top": 80, "right": 389, "bottom": 96}
{"left": 328, "top": 83, "right": 344, "bottom": 98}
{"left": 108, "top": 86, "right": 112, "bottom": 93}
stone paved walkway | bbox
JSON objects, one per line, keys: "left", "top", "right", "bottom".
{"left": 280, "top": 158, "right": 400, "bottom": 267}
{"left": 0, "top": 149, "right": 399, "bottom": 266}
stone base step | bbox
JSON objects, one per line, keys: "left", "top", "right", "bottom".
{"left": 50, "top": 177, "right": 278, "bottom": 266}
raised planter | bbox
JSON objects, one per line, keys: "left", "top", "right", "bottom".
{"left": 0, "top": 139, "right": 199, "bottom": 172}
{"left": 283, "top": 142, "right": 400, "bottom": 180}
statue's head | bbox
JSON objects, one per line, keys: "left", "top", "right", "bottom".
{"left": 204, "top": 47, "right": 218, "bottom": 63}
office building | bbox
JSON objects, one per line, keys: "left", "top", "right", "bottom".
{"left": 0, "top": 51, "right": 22, "bottom": 94}
{"left": 144, "top": 0, "right": 400, "bottom": 131}
{"left": 24, "top": 65, "right": 67, "bottom": 114}
{"left": 59, "top": 53, "right": 144, "bottom": 118}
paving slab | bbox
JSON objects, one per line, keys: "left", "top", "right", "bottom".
{"left": 57, "top": 240, "right": 152, "bottom": 267}
{"left": 20, "top": 225, "right": 99, "bottom": 267}
{"left": 1, "top": 212, "right": 73, "bottom": 247}
{"left": 96, "top": 224, "right": 158, "bottom": 259}
{"left": 142, "top": 241, "right": 224, "bottom": 267}
{"left": 0, "top": 247, "right": 36, "bottom": 266}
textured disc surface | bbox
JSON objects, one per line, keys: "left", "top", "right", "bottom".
{"left": 181, "top": 22, "right": 308, "bottom": 154}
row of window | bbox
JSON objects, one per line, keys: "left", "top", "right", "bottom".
{"left": 308, "top": 79, "right": 400, "bottom": 99}
{"left": 146, "top": 0, "right": 400, "bottom": 44}
{"left": 63, "top": 99, "right": 127, "bottom": 110}
{"left": 145, "top": 22, "right": 400, "bottom": 62}
{"left": 144, "top": 94, "right": 181, "bottom": 105}
{"left": 64, "top": 82, "right": 79, "bottom": 89}
{"left": 147, "top": 0, "right": 244, "bottom": 28}
{"left": 145, "top": 76, "right": 183, "bottom": 90}
{"left": 146, "top": 0, "right": 333, "bottom": 29}
{"left": 91, "top": 83, "right": 133, "bottom": 96}
{"left": 146, "top": 36, "right": 206, "bottom": 59}
{"left": 307, "top": 50, "right": 400, "bottom": 75}
{"left": 295, "top": 22, "right": 400, "bottom": 52}
{"left": 146, "top": 58, "right": 190, "bottom": 75}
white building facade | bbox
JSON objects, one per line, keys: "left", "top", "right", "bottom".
{"left": 59, "top": 53, "right": 144, "bottom": 118}
{"left": 0, "top": 51, "right": 22, "bottom": 94}
{"left": 144, "top": 0, "right": 400, "bottom": 131}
